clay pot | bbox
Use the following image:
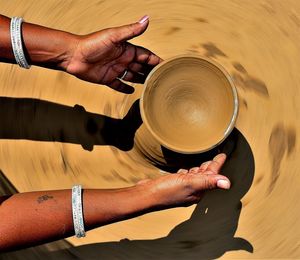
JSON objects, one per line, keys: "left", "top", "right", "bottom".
{"left": 140, "top": 55, "right": 238, "bottom": 154}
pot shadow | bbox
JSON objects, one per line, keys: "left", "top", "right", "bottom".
{"left": 0, "top": 97, "right": 142, "bottom": 151}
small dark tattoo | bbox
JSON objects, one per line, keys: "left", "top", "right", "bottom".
{"left": 37, "top": 195, "right": 54, "bottom": 203}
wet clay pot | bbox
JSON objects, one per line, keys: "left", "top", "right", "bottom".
{"left": 140, "top": 55, "right": 239, "bottom": 155}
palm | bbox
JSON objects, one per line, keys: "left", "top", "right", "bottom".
{"left": 144, "top": 154, "right": 230, "bottom": 208}
{"left": 66, "top": 18, "right": 162, "bottom": 93}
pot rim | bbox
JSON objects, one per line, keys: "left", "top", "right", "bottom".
{"left": 140, "top": 54, "right": 239, "bottom": 154}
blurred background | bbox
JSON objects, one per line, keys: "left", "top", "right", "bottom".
{"left": 0, "top": 0, "right": 299, "bottom": 259}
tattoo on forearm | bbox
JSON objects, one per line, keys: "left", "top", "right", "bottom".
{"left": 37, "top": 195, "right": 54, "bottom": 203}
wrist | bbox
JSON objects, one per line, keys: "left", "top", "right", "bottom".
{"left": 125, "top": 184, "right": 158, "bottom": 214}
{"left": 85, "top": 185, "right": 159, "bottom": 228}
{"left": 131, "top": 181, "right": 164, "bottom": 212}
{"left": 58, "top": 33, "right": 81, "bottom": 71}
{"left": 21, "top": 21, "right": 80, "bottom": 71}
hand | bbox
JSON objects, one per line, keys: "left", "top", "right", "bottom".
{"left": 65, "top": 15, "right": 162, "bottom": 93}
{"left": 138, "top": 153, "right": 231, "bottom": 208}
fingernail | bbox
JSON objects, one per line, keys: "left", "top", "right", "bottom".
{"left": 159, "top": 169, "right": 167, "bottom": 174}
{"left": 201, "top": 161, "right": 210, "bottom": 167}
{"left": 217, "top": 179, "right": 230, "bottom": 189}
{"left": 178, "top": 169, "right": 188, "bottom": 174}
{"left": 139, "top": 15, "right": 150, "bottom": 24}
{"left": 190, "top": 167, "right": 199, "bottom": 173}
{"left": 214, "top": 153, "right": 226, "bottom": 161}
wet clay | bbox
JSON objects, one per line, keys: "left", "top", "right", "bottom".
{"left": 141, "top": 56, "right": 238, "bottom": 153}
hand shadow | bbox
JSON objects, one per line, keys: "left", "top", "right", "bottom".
{"left": 157, "top": 128, "right": 255, "bottom": 259}
{"left": 0, "top": 96, "right": 255, "bottom": 259}
{"left": 0, "top": 97, "right": 142, "bottom": 151}
{"left": 6, "top": 128, "right": 253, "bottom": 260}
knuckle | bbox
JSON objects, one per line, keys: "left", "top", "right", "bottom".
{"left": 203, "top": 176, "right": 216, "bottom": 190}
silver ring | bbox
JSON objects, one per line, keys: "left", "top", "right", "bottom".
{"left": 119, "top": 70, "right": 128, "bottom": 80}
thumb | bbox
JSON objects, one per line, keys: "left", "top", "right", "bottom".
{"left": 192, "top": 174, "right": 231, "bottom": 191}
{"left": 112, "top": 15, "right": 149, "bottom": 42}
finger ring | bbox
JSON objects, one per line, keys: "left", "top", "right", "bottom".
{"left": 119, "top": 70, "right": 128, "bottom": 80}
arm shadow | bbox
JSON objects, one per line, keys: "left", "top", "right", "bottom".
{"left": 0, "top": 97, "right": 142, "bottom": 151}
{"left": 0, "top": 96, "right": 255, "bottom": 259}
{"left": 2, "top": 129, "right": 254, "bottom": 260}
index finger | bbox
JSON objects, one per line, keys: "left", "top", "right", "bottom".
{"left": 205, "top": 153, "right": 227, "bottom": 174}
{"left": 134, "top": 45, "right": 163, "bottom": 66}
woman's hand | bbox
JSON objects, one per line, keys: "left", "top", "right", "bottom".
{"left": 0, "top": 14, "right": 161, "bottom": 93}
{"left": 66, "top": 15, "right": 162, "bottom": 93}
{"left": 138, "top": 153, "right": 230, "bottom": 209}
{"left": 0, "top": 153, "right": 230, "bottom": 251}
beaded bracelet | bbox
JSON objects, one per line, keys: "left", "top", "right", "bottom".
{"left": 72, "top": 185, "right": 86, "bottom": 238}
{"left": 10, "top": 17, "right": 31, "bottom": 69}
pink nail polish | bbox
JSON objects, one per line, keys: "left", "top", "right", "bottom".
{"left": 217, "top": 179, "right": 230, "bottom": 189}
{"left": 139, "top": 15, "right": 149, "bottom": 24}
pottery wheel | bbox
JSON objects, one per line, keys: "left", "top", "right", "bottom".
{"left": 0, "top": 1, "right": 299, "bottom": 259}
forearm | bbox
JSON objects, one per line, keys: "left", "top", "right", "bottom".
{"left": 0, "top": 185, "right": 156, "bottom": 251}
{"left": 0, "top": 14, "right": 77, "bottom": 70}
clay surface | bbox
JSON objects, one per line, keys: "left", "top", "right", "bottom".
{"left": 141, "top": 55, "right": 237, "bottom": 153}
{"left": 0, "top": 0, "right": 300, "bottom": 259}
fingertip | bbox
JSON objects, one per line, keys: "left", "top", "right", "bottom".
{"left": 189, "top": 167, "right": 200, "bottom": 174}
{"left": 177, "top": 169, "right": 188, "bottom": 174}
{"left": 115, "top": 16, "right": 149, "bottom": 42}
{"left": 199, "top": 161, "right": 210, "bottom": 171}
{"left": 213, "top": 153, "right": 227, "bottom": 162}
{"left": 133, "top": 16, "right": 149, "bottom": 38}
{"left": 216, "top": 179, "right": 231, "bottom": 189}
{"left": 214, "top": 153, "right": 227, "bottom": 159}
{"left": 108, "top": 79, "right": 135, "bottom": 94}
{"left": 138, "top": 15, "right": 150, "bottom": 24}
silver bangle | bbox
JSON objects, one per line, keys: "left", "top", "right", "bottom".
{"left": 10, "top": 17, "right": 31, "bottom": 69}
{"left": 72, "top": 185, "right": 86, "bottom": 238}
